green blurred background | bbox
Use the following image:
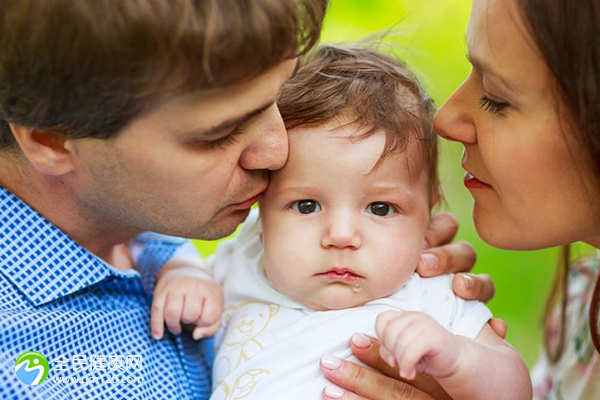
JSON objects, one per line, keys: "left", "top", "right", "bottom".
{"left": 194, "top": 0, "right": 561, "bottom": 367}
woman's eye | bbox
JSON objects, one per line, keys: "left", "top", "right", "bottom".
{"left": 479, "top": 96, "right": 508, "bottom": 114}
{"left": 291, "top": 200, "right": 321, "bottom": 214}
{"left": 367, "top": 202, "right": 395, "bottom": 217}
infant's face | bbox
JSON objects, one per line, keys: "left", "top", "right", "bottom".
{"left": 259, "top": 121, "right": 431, "bottom": 310}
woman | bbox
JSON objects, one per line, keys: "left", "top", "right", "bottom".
{"left": 320, "top": 0, "right": 600, "bottom": 399}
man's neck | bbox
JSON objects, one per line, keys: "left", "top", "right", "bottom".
{"left": 0, "top": 157, "right": 140, "bottom": 269}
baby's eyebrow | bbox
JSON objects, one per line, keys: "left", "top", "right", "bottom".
{"left": 276, "top": 186, "right": 319, "bottom": 196}
{"left": 367, "top": 185, "right": 418, "bottom": 204}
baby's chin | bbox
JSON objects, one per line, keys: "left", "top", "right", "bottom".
{"left": 298, "top": 285, "right": 393, "bottom": 311}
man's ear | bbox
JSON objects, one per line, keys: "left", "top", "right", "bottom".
{"left": 9, "top": 123, "right": 75, "bottom": 176}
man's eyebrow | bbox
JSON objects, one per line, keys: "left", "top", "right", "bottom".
{"left": 466, "top": 53, "right": 520, "bottom": 94}
{"left": 180, "top": 101, "right": 274, "bottom": 139}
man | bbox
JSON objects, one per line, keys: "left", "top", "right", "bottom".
{"left": 0, "top": 1, "right": 326, "bottom": 398}
{"left": 0, "top": 1, "right": 493, "bottom": 399}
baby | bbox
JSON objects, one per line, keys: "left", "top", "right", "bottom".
{"left": 151, "top": 44, "right": 532, "bottom": 400}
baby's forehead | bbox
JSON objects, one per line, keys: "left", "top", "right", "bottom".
{"left": 284, "top": 122, "right": 431, "bottom": 186}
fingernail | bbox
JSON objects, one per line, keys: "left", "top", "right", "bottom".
{"left": 193, "top": 331, "right": 204, "bottom": 340}
{"left": 462, "top": 274, "right": 474, "bottom": 290}
{"left": 152, "top": 332, "right": 161, "bottom": 340}
{"left": 422, "top": 239, "right": 429, "bottom": 249}
{"left": 351, "top": 333, "right": 372, "bottom": 349}
{"left": 386, "top": 354, "right": 396, "bottom": 368}
{"left": 321, "top": 354, "right": 342, "bottom": 370}
{"left": 421, "top": 253, "right": 438, "bottom": 271}
{"left": 324, "top": 385, "right": 345, "bottom": 399}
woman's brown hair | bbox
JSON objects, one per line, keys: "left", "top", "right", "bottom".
{"left": 516, "top": 0, "right": 600, "bottom": 356}
{"left": 0, "top": 0, "right": 328, "bottom": 148}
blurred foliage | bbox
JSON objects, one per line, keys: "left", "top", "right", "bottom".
{"left": 194, "top": 0, "right": 563, "bottom": 366}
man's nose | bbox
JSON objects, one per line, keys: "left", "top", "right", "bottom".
{"left": 239, "top": 104, "right": 289, "bottom": 171}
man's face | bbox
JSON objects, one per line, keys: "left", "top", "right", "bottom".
{"left": 65, "top": 59, "right": 297, "bottom": 240}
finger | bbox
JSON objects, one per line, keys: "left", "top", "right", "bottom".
{"left": 197, "top": 299, "right": 223, "bottom": 326}
{"left": 423, "top": 212, "right": 459, "bottom": 249}
{"left": 385, "top": 321, "right": 426, "bottom": 380}
{"left": 451, "top": 273, "right": 495, "bottom": 302}
{"left": 379, "top": 345, "right": 397, "bottom": 368}
{"left": 375, "top": 311, "right": 402, "bottom": 338}
{"left": 377, "top": 312, "right": 420, "bottom": 355}
{"left": 351, "top": 334, "right": 400, "bottom": 378}
{"left": 150, "top": 293, "right": 166, "bottom": 340}
{"left": 488, "top": 318, "right": 507, "bottom": 339}
{"left": 349, "top": 335, "right": 452, "bottom": 400}
{"left": 322, "top": 384, "right": 367, "bottom": 400}
{"left": 164, "top": 293, "right": 184, "bottom": 335}
{"left": 193, "top": 320, "right": 221, "bottom": 340}
{"left": 417, "top": 241, "right": 476, "bottom": 277}
{"left": 396, "top": 333, "right": 431, "bottom": 381}
{"left": 320, "top": 355, "right": 438, "bottom": 400}
{"left": 181, "top": 296, "right": 204, "bottom": 325}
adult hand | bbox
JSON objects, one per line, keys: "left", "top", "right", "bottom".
{"left": 416, "top": 212, "right": 495, "bottom": 303}
{"left": 320, "top": 334, "right": 452, "bottom": 400}
{"left": 319, "top": 213, "right": 509, "bottom": 400}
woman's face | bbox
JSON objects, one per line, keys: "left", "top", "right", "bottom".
{"left": 434, "top": 0, "right": 600, "bottom": 250}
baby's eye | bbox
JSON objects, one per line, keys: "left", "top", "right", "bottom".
{"left": 366, "top": 202, "right": 395, "bottom": 217}
{"left": 291, "top": 200, "right": 321, "bottom": 214}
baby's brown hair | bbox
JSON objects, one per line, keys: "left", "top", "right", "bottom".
{"left": 278, "top": 44, "right": 438, "bottom": 195}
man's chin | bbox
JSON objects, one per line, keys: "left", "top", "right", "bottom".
{"left": 193, "top": 208, "right": 251, "bottom": 241}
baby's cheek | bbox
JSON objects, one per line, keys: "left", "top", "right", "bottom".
{"left": 374, "top": 261, "right": 417, "bottom": 295}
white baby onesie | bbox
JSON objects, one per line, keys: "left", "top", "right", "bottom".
{"left": 207, "top": 209, "right": 492, "bottom": 400}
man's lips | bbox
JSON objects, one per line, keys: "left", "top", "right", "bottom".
{"left": 230, "top": 189, "right": 266, "bottom": 210}
{"left": 315, "top": 268, "right": 364, "bottom": 282}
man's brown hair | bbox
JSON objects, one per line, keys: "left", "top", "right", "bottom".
{"left": 0, "top": 0, "right": 328, "bottom": 149}
{"left": 278, "top": 43, "right": 438, "bottom": 193}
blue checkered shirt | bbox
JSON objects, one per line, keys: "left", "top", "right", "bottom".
{"left": 0, "top": 186, "right": 213, "bottom": 399}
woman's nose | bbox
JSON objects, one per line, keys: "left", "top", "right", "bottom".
{"left": 434, "top": 78, "right": 477, "bottom": 145}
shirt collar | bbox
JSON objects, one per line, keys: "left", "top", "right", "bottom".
{"left": 0, "top": 185, "right": 128, "bottom": 306}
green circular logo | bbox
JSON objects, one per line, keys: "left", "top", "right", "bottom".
{"left": 15, "top": 351, "right": 49, "bottom": 385}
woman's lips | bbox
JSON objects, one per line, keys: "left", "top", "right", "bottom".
{"left": 464, "top": 172, "right": 492, "bottom": 189}
{"left": 316, "top": 269, "right": 363, "bottom": 282}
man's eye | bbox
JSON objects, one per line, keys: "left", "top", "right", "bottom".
{"left": 366, "top": 202, "right": 395, "bottom": 217}
{"left": 206, "top": 134, "right": 237, "bottom": 149}
{"left": 291, "top": 200, "right": 321, "bottom": 214}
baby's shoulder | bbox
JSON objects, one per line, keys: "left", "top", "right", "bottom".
{"left": 403, "top": 273, "right": 456, "bottom": 298}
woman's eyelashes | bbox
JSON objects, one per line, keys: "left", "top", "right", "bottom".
{"left": 479, "top": 95, "right": 509, "bottom": 114}
{"left": 289, "top": 200, "right": 397, "bottom": 217}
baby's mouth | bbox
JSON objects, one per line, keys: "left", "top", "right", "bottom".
{"left": 316, "top": 268, "right": 364, "bottom": 282}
